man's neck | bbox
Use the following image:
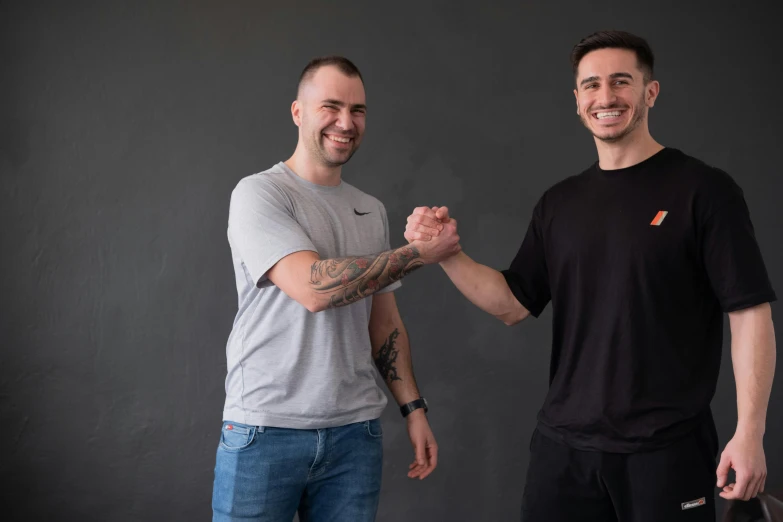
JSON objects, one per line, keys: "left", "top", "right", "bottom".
{"left": 594, "top": 129, "right": 664, "bottom": 171}
{"left": 284, "top": 147, "right": 342, "bottom": 186}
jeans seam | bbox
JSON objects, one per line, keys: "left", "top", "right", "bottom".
{"left": 308, "top": 430, "right": 325, "bottom": 480}
{"left": 365, "top": 419, "right": 383, "bottom": 438}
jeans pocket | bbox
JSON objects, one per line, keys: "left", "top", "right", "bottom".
{"left": 219, "top": 421, "right": 257, "bottom": 452}
{"left": 364, "top": 418, "right": 383, "bottom": 438}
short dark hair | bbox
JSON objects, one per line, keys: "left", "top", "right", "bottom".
{"left": 570, "top": 30, "right": 655, "bottom": 83}
{"left": 297, "top": 56, "right": 363, "bottom": 97}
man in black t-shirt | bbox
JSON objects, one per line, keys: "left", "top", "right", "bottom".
{"left": 406, "top": 31, "right": 777, "bottom": 521}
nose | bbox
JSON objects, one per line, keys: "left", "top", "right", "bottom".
{"left": 335, "top": 108, "right": 355, "bottom": 133}
{"left": 596, "top": 84, "right": 618, "bottom": 108}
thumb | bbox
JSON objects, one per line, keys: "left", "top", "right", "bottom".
{"left": 716, "top": 452, "right": 732, "bottom": 487}
{"left": 435, "top": 206, "right": 450, "bottom": 221}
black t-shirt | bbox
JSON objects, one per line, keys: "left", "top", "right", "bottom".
{"left": 502, "top": 147, "right": 777, "bottom": 452}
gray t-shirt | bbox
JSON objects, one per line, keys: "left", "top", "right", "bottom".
{"left": 223, "top": 162, "right": 400, "bottom": 429}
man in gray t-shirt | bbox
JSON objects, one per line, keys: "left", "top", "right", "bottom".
{"left": 211, "top": 57, "right": 460, "bottom": 522}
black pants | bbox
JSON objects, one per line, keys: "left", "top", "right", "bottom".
{"left": 521, "top": 422, "right": 719, "bottom": 522}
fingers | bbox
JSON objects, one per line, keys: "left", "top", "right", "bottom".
{"left": 407, "top": 459, "right": 426, "bottom": 479}
{"left": 407, "top": 213, "right": 444, "bottom": 233}
{"left": 406, "top": 209, "right": 443, "bottom": 243}
{"left": 407, "top": 439, "right": 428, "bottom": 479}
{"left": 435, "top": 206, "right": 450, "bottom": 221}
{"left": 404, "top": 230, "right": 432, "bottom": 242}
{"left": 412, "top": 206, "right": 438, "bottom": 219}
{"left": 417, "top": 443, "right": 438, "bottom": 480}
{"left": 749, "top": 470, "right": 766, "bottom": 499}
{"left": 716, "top": 453, "right": 731, "bottom": 488}
{"left": 415, "top": 438, "right": 427, "bottom": 468}
{"left": 408, "top": 442, "right": 438, "bottom": 480}
{"left": 407, "top": 459, "right": 427, "bottom": 478}
{"left": 749, "top": 476, "right": 762, "bottom": 499}
{"left": 732, "top": 471, "right": 751, "bottom": 500}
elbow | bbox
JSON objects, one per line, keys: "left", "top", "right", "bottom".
{"left": 495, "top": 313, "right": 518, "bottom": 326}
{"left": 305, "top": 303, "right": 323, "bottom": 313}
{"left": 305, "top": 301, "right": 327, "bottom": 313}
{"left": 497, "top": 308, "right": 530, "bottom": 326}
{"left": 303, "top": 294, "right": 328, "bottom": 313}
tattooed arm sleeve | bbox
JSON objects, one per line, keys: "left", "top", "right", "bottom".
{"left": 309, "top": 245, "right": 423, "bottom": 310}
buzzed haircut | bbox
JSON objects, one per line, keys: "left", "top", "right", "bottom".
{"left": 297, "top": 56, "right": 364, "bottom": 97}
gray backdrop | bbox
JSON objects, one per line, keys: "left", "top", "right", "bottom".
{"left": 1, "top": 1, "right": 781, "bottom": 521}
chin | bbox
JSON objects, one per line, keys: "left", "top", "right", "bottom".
{"left": 591, "top": 125, "right": 628, "bottom": 142}
{"left": 322, "top": 150, "right": 356, "bottom": 167}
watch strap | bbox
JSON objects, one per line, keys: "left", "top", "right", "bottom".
{"left": 400, "top": 398, "right": 428, "bottom": 417}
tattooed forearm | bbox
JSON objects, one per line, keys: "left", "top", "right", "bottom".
{"left": 374, "top": 329, "right": 402, "bottom": 384}
{"left": 309, "top": 246, "right": 423, "bottom": 309}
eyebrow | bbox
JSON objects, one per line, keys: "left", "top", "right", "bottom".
{"left": 321, "top": 99, "right": 367, "bottom": 110}
{"left": 579, "top": 72, "right": 634, "bottom": 87}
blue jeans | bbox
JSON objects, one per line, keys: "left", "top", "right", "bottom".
{"left": 212, "top": 419, "right": 383, "bottom": 522}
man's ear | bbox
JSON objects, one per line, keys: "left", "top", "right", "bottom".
{"left": 291, "top": 100, "right": 301, "bottom": 126}
{"left": 646, "top": 80, "right": 660, "bottom": 108}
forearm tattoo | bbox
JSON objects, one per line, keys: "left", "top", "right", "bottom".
{"left": 309, "top": 246, "right": 423, "bottom": 308}
{"left": 374, "top": 328, "right": 402, "bottom": 384}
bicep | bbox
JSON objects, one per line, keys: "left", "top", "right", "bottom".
{"left": 266, "top": 250, "right": 321, "bottom": 312}
{"left": 700, "top": 197, "right": 776, "bottom": 313}
{"left": 502, "top": 205, "right": 551, "bottom": 319}
{"left": 728, "top": 302, "right": 773, "bottom": 335}
{"left": 229, "top": 178, "right": 317, "bottom": 285}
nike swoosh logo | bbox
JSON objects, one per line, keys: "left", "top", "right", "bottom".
{"left": 354, "top": 209, "right": 371, "bottom": 216}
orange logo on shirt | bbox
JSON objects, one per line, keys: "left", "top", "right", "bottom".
{"left": 650, "top": 210, "right": 668, "bottom": 226}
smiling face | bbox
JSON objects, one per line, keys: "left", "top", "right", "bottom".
{"left": 292, "top": 65, "right": 366, "bottom": 168}
{"left": 573, "top": 48, "right": 659, "bottom": 143}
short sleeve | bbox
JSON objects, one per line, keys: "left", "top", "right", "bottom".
{"left": 700, "top": 186, "right": 777, "bottom": 312}
{"left": 501, "top": 200, "right": 551, "bottom": 317}
{"left": 228, "top": 177, "right": 317, "bottom": 286}
{"left": 376, "top": 201, "right": 402, "bottom": 294}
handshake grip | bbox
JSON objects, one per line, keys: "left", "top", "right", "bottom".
{"left": 404, "top": 206, "right": 461, "bottom": 264}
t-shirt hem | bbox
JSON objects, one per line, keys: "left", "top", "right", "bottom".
{"left": 500, "top": 270, "right": 544, "bottom": 318}
{"left": 249, "top": 245, "right": 319, "bottom": 286}
{"left": 376, "top": 279, "right": 402, "bottom": 294}
{"left": 534, "top": 415, "right": 703, "bottom": 453}
{"left": 722, "top": 290, "right": 777, "bottom": 313}
{"left": 222, "top": 405, "right": 387, "bottom": 430}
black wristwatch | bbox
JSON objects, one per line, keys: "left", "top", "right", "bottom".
{"left": 400, "top": 397, "right": 428, "bottom": 418}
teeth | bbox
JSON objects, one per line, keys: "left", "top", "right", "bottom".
{"left": 596, "top": 111, "right": 622, "bottom": 119}
{"left": 326, "top": 135, "right": 351, "bottom": 143}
